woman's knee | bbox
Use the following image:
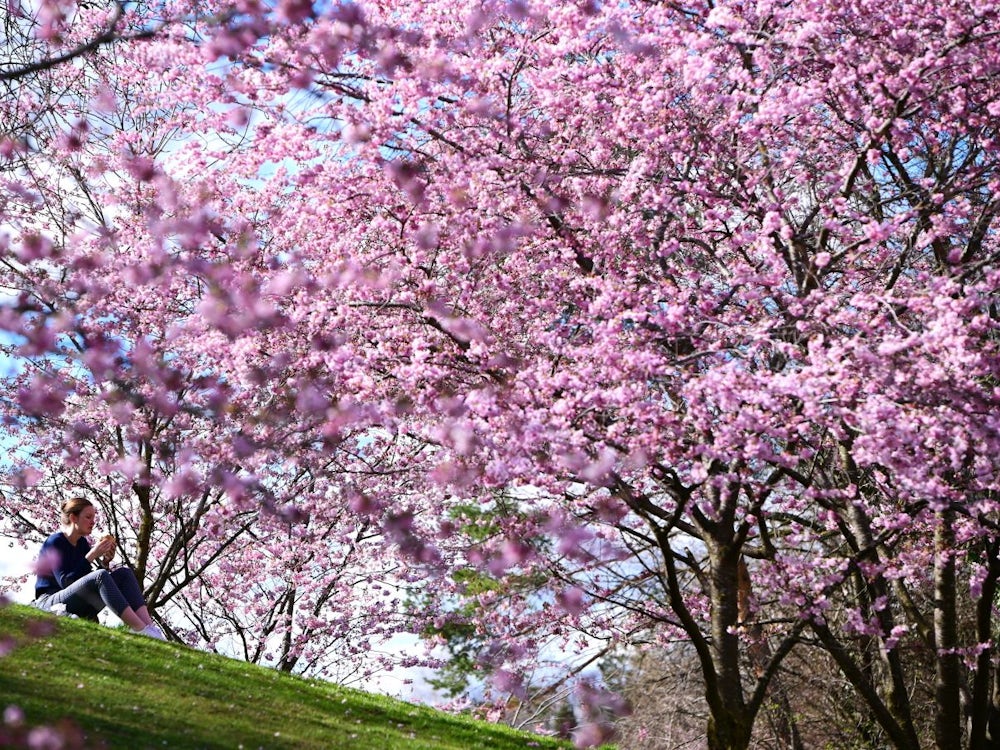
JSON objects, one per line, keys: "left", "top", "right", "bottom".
{"left": 110, "top": 566, "right": 137, "bottom": 584}
{"left": 92, "top": 569, "right": 112, "bottom": 586}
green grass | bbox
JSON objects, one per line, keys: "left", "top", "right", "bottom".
{"left": 0, "top": 604, "right": 572, "bottom": 750}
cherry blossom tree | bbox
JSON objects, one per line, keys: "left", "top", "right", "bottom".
{"left": 4, "top": 1, "right": 1000, "bottom": 748}
{"left": 1, "top": 0, "right": 425, "bottom": 678}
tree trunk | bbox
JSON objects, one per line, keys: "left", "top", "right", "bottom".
{"left": 970, "top": 540, "right": 1000, "bottom": 750}
{"left": 277, "top": 584, "right": 298, "bottom": 672}
{"left": 935, "top": 510, "right": 962, "bottom": 750}
{"left": 707, "top": 711, "right": 752, "bottom": 750}
{"left": 705, "top": 536, "right": 752, "bottom": 750}
{"left": 133, "top": 480, "right": 153, "bottom": 585}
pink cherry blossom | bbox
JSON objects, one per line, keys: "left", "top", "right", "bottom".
{"left": 3, "top": 1, "right": 1000, "bottom": 747}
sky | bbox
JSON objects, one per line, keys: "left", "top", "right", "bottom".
{"left": 0, "top": 537, "right": 35, "bottom": 603}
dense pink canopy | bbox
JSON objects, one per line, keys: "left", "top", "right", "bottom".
{"left": 3, "top": 0, "right": 1000, "bottom": 747}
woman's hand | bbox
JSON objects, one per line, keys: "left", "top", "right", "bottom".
{"left": 88, "top": 535, "right": 117, "bottom": 565}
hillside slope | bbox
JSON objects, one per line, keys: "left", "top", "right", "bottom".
{"left": 0, "top": 604, "right": 572, "bottom": 749}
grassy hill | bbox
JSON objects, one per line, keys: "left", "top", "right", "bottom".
{"left": 0, "top": 604, "right": 573, "bottom": 749}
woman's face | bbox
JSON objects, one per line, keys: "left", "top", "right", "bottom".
{"left": 71, "top": 506, "right": 97, "bottom": 536}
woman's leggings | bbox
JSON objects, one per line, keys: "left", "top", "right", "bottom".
{"left": 34, "top": 567, "right": 147, "bottom": 619}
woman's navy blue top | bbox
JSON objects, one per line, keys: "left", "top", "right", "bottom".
{"left": 34, "top": 532, "right": 94, "bottom": 599}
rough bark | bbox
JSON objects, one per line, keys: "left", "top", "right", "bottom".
{"left": 934, "top": 511, "right": 961, "bottom": 750}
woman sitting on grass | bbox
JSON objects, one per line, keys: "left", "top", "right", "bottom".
{"left": 32, "top": 497, "right": 166, "bottom": 640}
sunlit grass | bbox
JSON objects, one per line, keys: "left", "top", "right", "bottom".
{"left": 0, "top": 604, "right": 572, "bottom": 749}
